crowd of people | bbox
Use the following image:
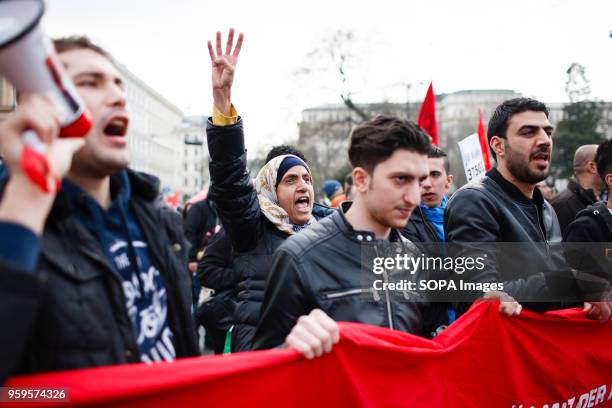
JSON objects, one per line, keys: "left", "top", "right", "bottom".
{"left": 0, "top": 28, "right": 610, "bottom": 384}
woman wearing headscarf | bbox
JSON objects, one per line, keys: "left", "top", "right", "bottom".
{"left": 205, "top": 29, "right": 330, "bottom": 351}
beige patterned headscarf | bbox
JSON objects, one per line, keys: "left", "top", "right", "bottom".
{"left": 254, "top": 154, "right": 317, "bottom": 235}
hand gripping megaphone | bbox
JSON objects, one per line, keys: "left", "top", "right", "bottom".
{"left": 0, "top": 0, "right": 92, "bottom": 192}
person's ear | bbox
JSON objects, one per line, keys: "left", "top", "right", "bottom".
{"left": 445, "top": 174, "right": 453, "bottom": 192}
{"left": 490, "top": 136, "right": 505, "bottom": 159}
{"left": 605, "top": 173, "right": 612, "bottom": 191}
{"left": 352, "top": 167, "right": 371, "bottom": 194}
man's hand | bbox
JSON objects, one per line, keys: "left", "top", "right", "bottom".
{"left": 0, "top": 94, "right": 85, "bottom": 234}
{"left": 285, "top": 309, "right": 340, "bottom": 359}
{"left": 584, "top": 291, "right": 612, "bottom": 322}
{"left": 207, "top": 28, "right": 244, "bottom": 116}
{"left": 483, "top": 290, "right": 522, "bottom": 316}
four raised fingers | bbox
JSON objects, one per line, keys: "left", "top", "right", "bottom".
{"left": 207, "top": 29, "right": 244, "bottom": 62}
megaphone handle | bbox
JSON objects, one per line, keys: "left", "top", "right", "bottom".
{"left": 20, "top": 130, "right": 60, "bottom": 193}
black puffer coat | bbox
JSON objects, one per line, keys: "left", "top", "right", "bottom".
{"left": 207, "top": 118, "right": 333, "bottom": 351}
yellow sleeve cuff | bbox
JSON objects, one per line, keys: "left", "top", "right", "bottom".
{"left": 212, "top": 104, "right": 238, "bottom": 126}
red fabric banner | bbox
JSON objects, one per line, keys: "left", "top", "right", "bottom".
{"left": 4, "top": 302, "right": 612, "bottom": 407}
{"left": 478, "top": 109, "right": 492, "bottom": 170}
{"left": 418, "top": 82, "right": 438, "bottom": 146}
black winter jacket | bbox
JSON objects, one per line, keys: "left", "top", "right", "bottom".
{"left": 206, "top": 119, "right": 333, "bottom": 352}
{"left": 445, "top": 168, "right": 578, "bottom": 310}
{"left": 183, "top": 198, "right": 218, "bottom": 262}
{"left": 563, "top": 201, "right": 612, "bottom": 300}
{"left": 196, "top": 228, "right": 236, "bottom": 353}
{"left": 551, "top": 178, "right": 598, "bottom": 233}
{"left": 0, "top": 170, "right": 198, "bottom": 380}
{"left": 253, "top": 204, "right": 444, "bottom": 350}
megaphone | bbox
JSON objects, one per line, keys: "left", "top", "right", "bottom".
{"left": 0, "top": 0, "right": 92, "bottom": 192}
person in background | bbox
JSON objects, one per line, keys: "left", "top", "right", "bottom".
{"left": 322, "top": 179, "right": 346, "bottom": 208}
{"left": 563, "top": 139, "right": 612, "bottom": 322}
{"left": 344, "top": 173, "right": 355, "bottom": 201}
{"left": 402, "top": 145, "right": 453, "bottom": 245}
{"left": 551, "top": 144, "right": 604, "bottom": 232}
{"left": 536, "top": 180, "right": 557, "bottom": 202}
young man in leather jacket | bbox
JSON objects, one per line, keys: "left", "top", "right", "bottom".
{"left": 253, "top": 117, "right": 521, "bottom": 358}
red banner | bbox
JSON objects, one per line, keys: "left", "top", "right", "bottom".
{"left": 4, "top": 302, "right": 612, "bottom": 407}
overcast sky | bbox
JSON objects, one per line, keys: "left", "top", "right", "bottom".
{"left": 43, "top": 0, "right": 612, "bottom": 155}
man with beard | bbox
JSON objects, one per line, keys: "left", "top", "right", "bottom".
{"left": 445, "top": 98, "right": 578, "bottom": 314}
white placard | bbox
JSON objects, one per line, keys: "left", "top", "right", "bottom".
{"left": 458, "top": 133, "right": 486, "bottom": 183}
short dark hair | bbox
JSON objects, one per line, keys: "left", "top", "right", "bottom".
{"left": 487, "top": 98, "right": 549, "bottom": 160}
{"left": 595, "top": 139, "right": 612, "bottom": 190}
{"left": 428, "top": 145, "right": 450, "bottom": 174}
{"left": 348, "top": 116, "right": 431, "bottom": 173}
{"left": 265, "top": 144, "right": 307, "bottom": 164}
{"left": 53, "top": 36, "right": 112, "bottom": 61}
{"left": 344, "top": 173, "right": 353, "bottom": 186}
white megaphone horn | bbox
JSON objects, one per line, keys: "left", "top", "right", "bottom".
{"left": 0, "top": 0, "right": 92, "bottom": 192}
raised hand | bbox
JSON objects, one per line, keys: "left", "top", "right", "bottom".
{"left": 207, "top": 28, "right": 244, "bottom": 116}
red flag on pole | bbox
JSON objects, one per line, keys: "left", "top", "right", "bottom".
{"left": 417, "top": 82, "right": 438, "bottom": 146}
{"left": 477, "top": 109, "right": 491, "bottom": 170}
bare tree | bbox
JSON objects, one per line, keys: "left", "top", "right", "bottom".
{"left": 295, "top": 30, "right": 370, "bottom": 121}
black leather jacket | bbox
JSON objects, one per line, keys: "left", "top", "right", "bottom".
{"left": 445, "top": 168, "right": 578, "bottom": 310}
{"left": 253, "top": 204, "right": 445, "bottom": 350}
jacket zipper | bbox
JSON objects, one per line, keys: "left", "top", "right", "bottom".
{"left": 534, "top": 204, "right": 550, "bottom": 253}
{"left": 374, "top": 246, "right": 394, "bottom": 330}
{"left": 325, "top": 288, "right": 381, "bottom": 302}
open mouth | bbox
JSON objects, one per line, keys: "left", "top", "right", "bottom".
{"left": 103, "top": 116, "right": 129, "bottom": 137}
{"left": 531, "top": 152, "right": 550, "bottom": 163}
{"left": 294, "top": 196, "right": 310, "bottom": 212}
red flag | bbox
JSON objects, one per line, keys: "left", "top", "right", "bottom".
{"left": 165, "top": 192, "right": 180, "bottom": 209}
{"left": 417, "top": 82, "right": 438, "bottom": 146}
{"left": 477, "top": 109, "right": 491, "bottom": 170}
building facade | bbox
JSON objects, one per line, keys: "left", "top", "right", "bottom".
{"left": 1, "top": 60, "right": 206, "bottom": 199}
{"left": 298, "top": 90, "right": 612, "bottom": 187}
{"left": 180, "top": 115, "right": 209, "bottom": 200}
{"left": 118, "top": 63, "right": 185, "bottom": 194}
